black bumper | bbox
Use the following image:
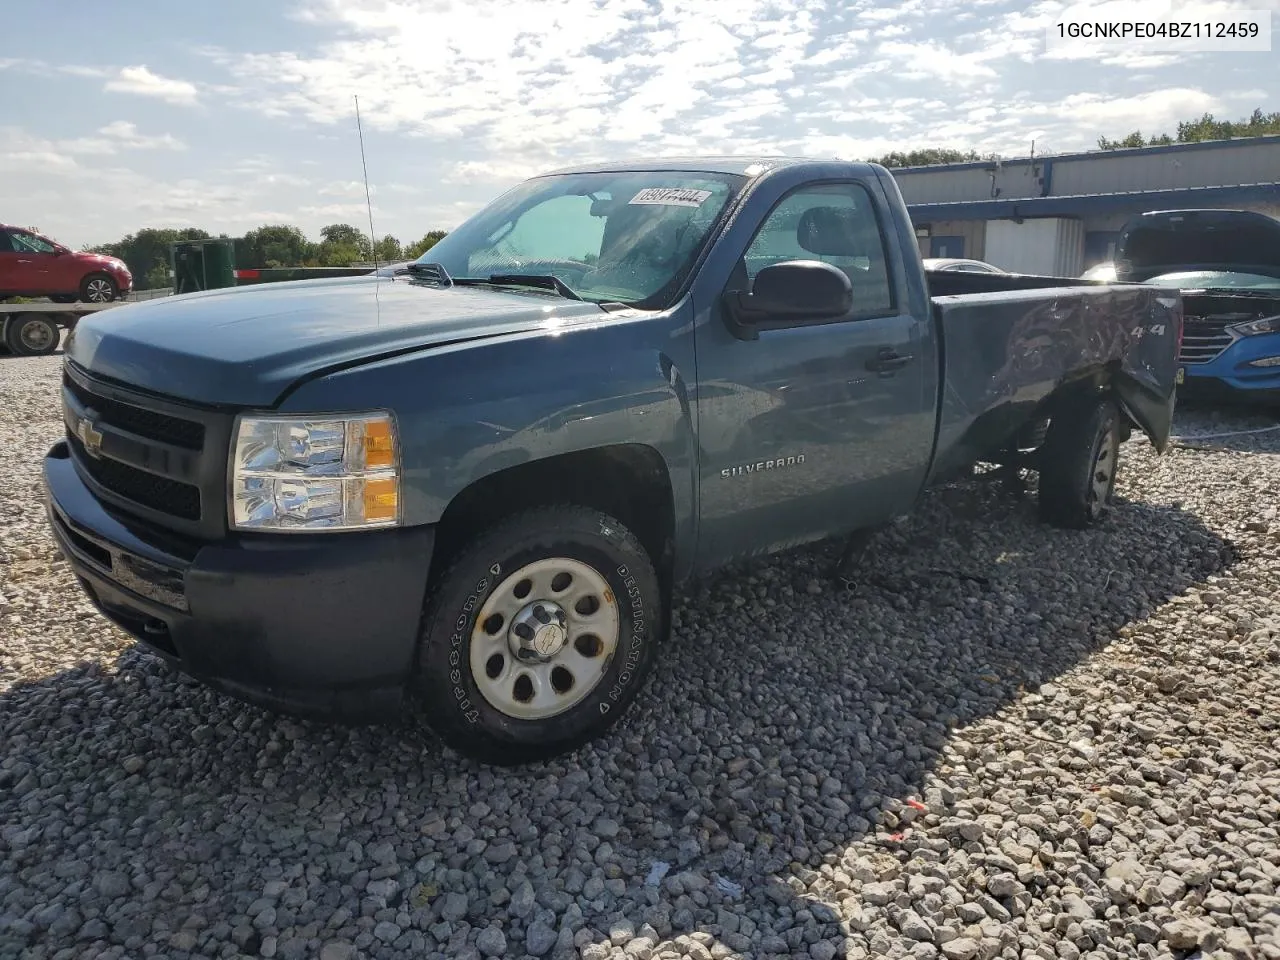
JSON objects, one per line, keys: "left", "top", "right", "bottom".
{"left": 43, "top": 440, "right": 435, "bottom": 721}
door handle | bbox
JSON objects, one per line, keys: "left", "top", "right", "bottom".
{"left": 866, "top": 348, "right": 914, "bottom": 373}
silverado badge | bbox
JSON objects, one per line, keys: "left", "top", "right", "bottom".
{"left": 721, "top": 454, "right": 805, "bottom": 479}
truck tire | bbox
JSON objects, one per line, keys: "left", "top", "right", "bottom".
{"left": 1037, "top": 396, "right": 1121, "bottom": 529}
{"left": 79, "top": 273, "right": 118, "bottom": 303}
{"left": 5, "top": 313, "right": 61, "bottom": 356}
{"left": 412, "top": 505, "right": 662, "bottom": 766}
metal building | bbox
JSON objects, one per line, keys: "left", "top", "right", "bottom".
{"left": 894, "top": 135, "right": 1280, "bottom": 276}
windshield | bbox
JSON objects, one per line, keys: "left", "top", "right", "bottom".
{"left": 411, "top": 170, "right": 745, "bottom": 308}
{"left": 1145, "top": 270, "right": 1280, "bottom": 292}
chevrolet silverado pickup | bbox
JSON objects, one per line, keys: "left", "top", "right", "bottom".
{"left": 43, "top": 157, "right": 1183, "bottom": 765}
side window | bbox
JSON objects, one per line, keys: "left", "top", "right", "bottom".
{"left": 742, "top": 183, "right": 894, "bottom": 317}
{"left": 12, "top": 231, "right": 55, "bottom": 254}
{"left": 0, "top": 231, "right": 14, "bottom": 253}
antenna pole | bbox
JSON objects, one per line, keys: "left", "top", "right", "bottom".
{"left": 355, "top": 94, "right": 379, "bottom": 271}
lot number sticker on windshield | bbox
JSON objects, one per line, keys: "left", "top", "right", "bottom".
{"left": 629, "top": 187, "right": 713, "bottom": 207}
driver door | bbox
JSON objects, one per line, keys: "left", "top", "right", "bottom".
{"left": 693, "top": 179, "right": 935, "bottom": 568}
{"left": 7, "top": 230, "right": 61, "bottom": 294}
{"left": 0, "top": 230, "right": 20, "bottom": 292}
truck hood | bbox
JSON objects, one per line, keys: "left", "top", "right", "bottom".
{"left": 1117, "top": 209, "right": 1280, "bottom": 281}
{"left": 66, "top": 274, "right": 610, "bottom": 407}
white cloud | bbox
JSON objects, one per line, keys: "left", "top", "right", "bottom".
{"left": 875, "top": 39, "right": 1002, "bottom": 85}
{"left": 104, "top": 65, "right": 199, "bottom": 105}
{"left": 441, "top": 158, "right": 549, "bottom": 185}
{"left": 60, "top": 121, "right": 186, "bottom": 155}
{"left": 206, "top": 0, "right": 823, "bottom": 168}
{"left": 6, "top": 0, "right": 1277, "bottom": 247}
{"left": 59, "top": 65, "right": 109, "bottom": 79}
{"left": 317, "top": 180, "right": 375, "bottom": 197}
{"left": 1053, "top": 88, "right": 1225, "bottom": 131}
{"left": 0, "top": 127, "right": 79, "bottom": 174}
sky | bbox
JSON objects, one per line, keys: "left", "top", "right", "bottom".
{"left": 1, "top": 0, "right": 1277, "bottom": 249}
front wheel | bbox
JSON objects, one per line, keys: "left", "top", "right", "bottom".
{"left": 79, "top": 273, "right": 118, "bottom": 303}
{"left": 1037, "top": 396, "right": 1122, "bottom": 528}
{"left": 413, "top": 506, "right": 663, "bottom": 766}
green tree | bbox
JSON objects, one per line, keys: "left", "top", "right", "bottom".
{"left": 315, "top": 223, "right": 371, "bottom": 265}
{"left": 404, "top": 230, "right": 448, "bottom": 259}
{"left": 1097, "top": 131, "right": 1149, "bottom": 150}
{"left": 237, "top": 224, "right": 314, "bottom": 269}
{"left": 871, "top": 148, "right": 985, "bottom": 168}
{"left": 373, "top": 234, "right": 403, "bottom": 262}
{"left": 319, "top": 223, "right": 368, "bottom": 247}
{"left": 1098, "top": 108, "right": 1280, "bottom": 150}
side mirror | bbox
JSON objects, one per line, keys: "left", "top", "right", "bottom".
{"left": 723, "top": 260, "right": 853, "bottom": 340}
{"left": 53, "top": 244, "right": 69, "bottom": 256}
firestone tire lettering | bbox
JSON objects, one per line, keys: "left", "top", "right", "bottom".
{"left": 447, "top": 573, "right": 494, "bottom": 725}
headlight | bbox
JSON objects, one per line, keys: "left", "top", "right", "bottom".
{"left": 230, "top": 412, "right": 400, "bottom": 532}
{"left": 1230, "top": 314, "right": 1280, "bottom": 337}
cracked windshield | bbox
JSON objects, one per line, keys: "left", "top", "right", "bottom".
{"left": 413, "top": 172, "right": 742, "bottom": 305}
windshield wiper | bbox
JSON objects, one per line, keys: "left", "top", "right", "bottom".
{"left": 459, "top": 274, "right": 584, "bottom": 302}
{"left": 404, "top": 264, "right": 584, "bottom": 302}
{"left": 404, "top": 261, "right": 453, "bottom": 286}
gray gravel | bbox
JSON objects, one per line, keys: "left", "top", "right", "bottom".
{"left": 3, "top": 353, "right": 1280, "bottom": 960}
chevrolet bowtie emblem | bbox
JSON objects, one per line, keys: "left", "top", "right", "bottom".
{"left": 76, "top": 415, "right": 104, "bottom": 457}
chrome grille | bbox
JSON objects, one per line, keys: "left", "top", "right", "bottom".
{"left": 1178, "top": 319, "right": 1234, "bottom": 364}
{"left": 60, "top": 361, "right": 233, "bottom": 538}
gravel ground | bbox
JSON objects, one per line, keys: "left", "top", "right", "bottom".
{"left": 2, "top": 353, "right": 1279, "bottom": 960}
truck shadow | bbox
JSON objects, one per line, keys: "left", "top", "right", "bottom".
{"left": 0, "top": 348, "right": 64, "bottom": 362}
{"left": 0, "top": 474, "right": 1236, "bottom": 957}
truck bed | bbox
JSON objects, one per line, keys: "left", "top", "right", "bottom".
{"left": 922, "top": 270, "right": 1182, "bottom": 483}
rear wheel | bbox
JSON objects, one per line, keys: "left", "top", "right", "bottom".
{"left": 79, "top": 273, "right": 118, "bottom": 303}
{"left": 1037, "top": 396, "right": 1121, "bottom": 528}
{"left": 5, "top": 314, "right": 61, "bottom": 356}
{"left": 413, "top": 505, "right": 663, "bottom": 766}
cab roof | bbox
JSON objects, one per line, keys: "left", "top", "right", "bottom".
{"left": 534, "top": 156, "right": 875, "bottom": 179}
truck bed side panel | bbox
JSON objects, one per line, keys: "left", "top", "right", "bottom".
{"left": 925, "top": 281, "right": 1181, "bottom": 484}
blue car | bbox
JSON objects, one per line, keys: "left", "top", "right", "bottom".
{"left": 1115, "top": 210, "right": 1280, "bottom": 403}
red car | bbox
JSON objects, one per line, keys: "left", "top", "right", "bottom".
{"left": 0, "top": 224, "right": 132, "bottom": 303}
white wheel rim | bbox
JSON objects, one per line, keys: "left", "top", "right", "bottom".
{"left": 19, "top": 320, "right": 55, "bottom": 351}
{"left": 86, "top": 279, "right": 112, "bottom": 301}
{"left": 1089, "top": 425, "right": 1116, "bottom": 515}
{"left": 470, "top": 557, "right": 620, "bottom": 720}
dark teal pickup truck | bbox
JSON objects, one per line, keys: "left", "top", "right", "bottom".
{"left": 44, "top": 157, "right": 1182, "bottom": 765}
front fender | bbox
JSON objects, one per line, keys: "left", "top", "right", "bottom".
{"left": 275, "top": 309, "right": 699, "bottom": 552}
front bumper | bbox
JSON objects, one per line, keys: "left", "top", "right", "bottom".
{"left": 43, "top": 440, "right": 435, "bottom": 720}
{"left": 1181, "top": 331, "right": 1280, "bottom": 397}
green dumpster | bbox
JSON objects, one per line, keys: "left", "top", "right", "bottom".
{"left": 171, "top": 238, "right": 237, "bottom": 294}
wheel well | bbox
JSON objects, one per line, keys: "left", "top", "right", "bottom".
{"left": 430, "top": 444, "right": 676, "bottom": 587}
{"left": 1043, "top": 368, "right": 1132, "bottom": 438}
{"left": 1004, "top": 368, "right": 1131, "bottom": 460}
